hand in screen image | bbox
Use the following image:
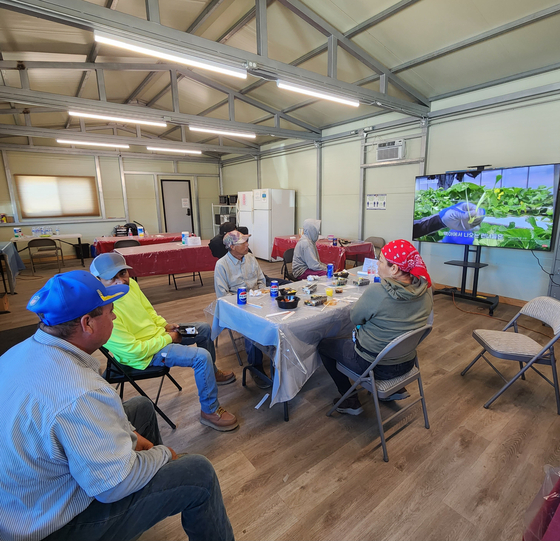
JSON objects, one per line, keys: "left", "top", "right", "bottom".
{"left": 439, "top": 202, "right": 486, "bottom": 230}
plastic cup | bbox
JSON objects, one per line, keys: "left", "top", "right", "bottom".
{"left": 325, "top": 287, "right": 333, "bottom": 297}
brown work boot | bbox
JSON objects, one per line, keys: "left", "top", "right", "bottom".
{"left": 214, "top": 368, "right": 236, "bottom": 385}
{"left": 200, "top": 407, "right": 239, "bottom": 432}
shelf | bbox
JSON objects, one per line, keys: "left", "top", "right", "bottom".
{"left": 444, "top": 260, "right": 488, "bottom": 269}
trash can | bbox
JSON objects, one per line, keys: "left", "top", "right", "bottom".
{"left": 74, "top": 243, "right": 90, "bottom": 260}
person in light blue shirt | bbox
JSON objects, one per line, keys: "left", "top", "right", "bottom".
{"left": 214, "top": 230, "right": 271, "bottom": 389}
{"left": 0, "top": 270, "right": 233, "bottom": 541}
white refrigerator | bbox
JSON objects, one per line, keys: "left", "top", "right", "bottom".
{"left": 252, "top": 189, "right": 295, "bottom": 261}
{"left": 236, "top": 191, "right": 254, "bottom": 252}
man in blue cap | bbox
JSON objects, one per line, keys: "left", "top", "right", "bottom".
{"left": 0, "top": 271, "right": 234, "bottom": 541}
{"left": 90, "top": 252, "right": 238, "bottom": 432}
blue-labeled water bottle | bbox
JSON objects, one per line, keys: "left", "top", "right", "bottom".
{"left": 327, "top": 263, "right": 334, "bottom": 279}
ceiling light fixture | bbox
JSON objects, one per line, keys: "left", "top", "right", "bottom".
{"left": 277, "top": 81, "right": 360, "bottom": 107}
{"left": 146, "top": 147, "right": 202, "bottom": 155}
{"left": 94, "top": 32, "right": 247, "bottom": 80}
{"left": 189, "top": 126, "right": 256, "bottom": 139}
{"left": 57, "top": 139, "right": 130, "bottom": 149}
{"left": 68, "top": 111, "right": 166, "bottom": 128}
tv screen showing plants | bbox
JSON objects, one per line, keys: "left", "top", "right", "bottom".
{"left": 413, "top": 164, "right": 559, "bottom": 251}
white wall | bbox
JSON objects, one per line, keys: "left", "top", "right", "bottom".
{"left": 0, "top": 151, "right": 219, "bottom": 258}
{"left": 220, "top": 70, "right": 560, "bottom": 301}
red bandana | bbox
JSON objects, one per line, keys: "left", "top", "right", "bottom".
{"left": 381, "top": 240, "right": 432, "bottom": 287}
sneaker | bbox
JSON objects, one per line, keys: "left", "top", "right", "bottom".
{"left": 200, "top": 407, "right": 239, "bottom": 432}
{"left": 215, "top": 368, "right": 236, "bottom": 386}
{"left": 250, "top": 366, "right": 272, "bottom": 389}
{"left": 333, "top": 396, "right": 363, "bottom": 415}
{"left": 379, "top": 387, "right": 410, "bottom": 401}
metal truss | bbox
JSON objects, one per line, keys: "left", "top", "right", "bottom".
{"left": 0, "top": 0, "right": 430, "bottom": 116}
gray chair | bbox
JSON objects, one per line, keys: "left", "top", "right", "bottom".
{"left": 114, "top": 239, "right": 141, "bottom": 249}
{"left": 461, "top": 296, "right": 560, "bottom": 414}
{"left": 350, "top": 236, "right": 385, "bottom": 267}
{"left": 327, "top": 324, "right": 432, "bottom": 462}
{"left": 27, "top": 238, "right": 61, "bottom": 275}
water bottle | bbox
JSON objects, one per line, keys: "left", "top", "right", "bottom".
{"left": 128, "top": 228, "right": 133, "bottom": 237}
{"left": 55, "top": 226, "right": 60, "bottom": 236}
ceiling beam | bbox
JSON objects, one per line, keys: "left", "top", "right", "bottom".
{"left": 0, "top": 0, "right": 429, "bottom": 116}
{"left": 391, "top": 3, "right": 560, "bottom": 74}
{"left": 216, "top": 0, "right": 274, "bottom": 43}
{"left": 0, "top": 124, "right": 261, "bottom": 155}
{"left": 186, "top": 0, "right": 226, "bottom": 34}
{"left": 0, "top": 86, "right": 319, "bottom": 140}
{"left": 276, "top": 0, "right": 429, "bottom": 106}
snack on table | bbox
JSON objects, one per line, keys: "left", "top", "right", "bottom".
{"left": 335, "top": 277, "right": 348, "bottom": 286}
{"left": 279, "top": 287, "right": 297, "bottom": 297}
{"left": 335, "top": 287, "right": 344, "bottom": 294}
{"left": 334, "top": 270, "right": 349, "bottom": 278}
{"left": 353, "top": 277, "right": 371, "bottom": 286}
{"left": 304, "top": 294, "right": 328, "bottom": 306}
{"left": 302, "top": 283, "right": 318, "bottom": 295}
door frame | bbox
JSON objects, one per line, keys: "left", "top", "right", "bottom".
{"left": 161, "top": 178, "right": 195, "bottom": 234}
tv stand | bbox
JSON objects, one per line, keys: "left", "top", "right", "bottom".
{"left": 434, "top": 245, "right": 499, "bottom": 316}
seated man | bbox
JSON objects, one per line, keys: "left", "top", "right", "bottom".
{"left": 90, "top": 252, "right": 238, "bottom": 432}
{"left": 209, "top": 221, "right": 236, "bottom": 259}
{"left": 292, "top": 218, "right": 328, "bottom": 280}
{"left": 318, "top": 240, "right": 433, "bottom": 414}
{"left": 214, "top": 230, "right": 271, "bottom": 389}
{"left": 0, "top": 270, "right": 233, "bottom": 541}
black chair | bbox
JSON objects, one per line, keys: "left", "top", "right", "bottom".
{"left": 280, "top": 248, "right": 297, "bottom": 281}
{"left": 100, "top": 346, "right": 182, "bottom": 429}
{"left": 114, "top": 239, "right": 141, "bottom": 249}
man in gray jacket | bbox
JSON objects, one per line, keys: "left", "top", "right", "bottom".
{"left": 292, "top": 218, "right": 328, "bottom": 279}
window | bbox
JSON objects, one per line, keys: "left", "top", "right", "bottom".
{"left": 14, "top": 175, "right": 100, "bottom": 219}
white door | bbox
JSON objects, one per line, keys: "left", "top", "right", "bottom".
{"left": 161, "top": 179, "right": 194, "bottom": 233}
{"left": 253, "top": 209, "right": 271, "bottom": 260}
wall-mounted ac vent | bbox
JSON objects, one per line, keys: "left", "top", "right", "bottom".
{"left": 376, "top": 139, "right": 405, "bottom": 162}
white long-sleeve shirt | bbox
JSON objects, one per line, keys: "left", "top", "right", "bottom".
{"left": 0, "top": 330, "right": 171, "bottom": 541}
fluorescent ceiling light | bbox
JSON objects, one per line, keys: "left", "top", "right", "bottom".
{"left": 69, "top": 111, "right": 166, "bottom": 128}
{"left": 277, "top": 81, "right": 360, "bottom": 107}
{"left": 146, "top": 147, "right": 202, "bottom": 155}
{"left": 94, "top": 32, "right": 247, "bottom": 80}
{"left": 57, "top": 139, "right": 129, "bottom": 149}
{"left": 189, "top": 126, "right": 256, "bottom": 139}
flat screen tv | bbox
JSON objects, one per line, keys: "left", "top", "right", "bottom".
{"left": 412, "top": 164, "right": 560, "bottom": 251}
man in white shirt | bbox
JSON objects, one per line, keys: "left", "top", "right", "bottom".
{"left": 0, "top": 270, "right": 233, "bottom": 541}
{"left": 214, "top": 230, "right": 271, "bottom": 389}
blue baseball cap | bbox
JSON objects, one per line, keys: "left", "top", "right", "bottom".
{"left": 90, "top": 252, "right": 132, "bottom": 280}
{"left": 27, "top": 270, "right": 129, "bottom": 326}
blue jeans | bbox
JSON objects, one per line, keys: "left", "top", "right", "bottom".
{"left": 179, "top": 322, "right": 216, "bottom": 364}
{"left": 318, "top": 337, "right": 415, "bottom": 396}
{"left": 151, "top": 323, "right": 219, "bottom": 414}
{"left": 44, "top": 397, "right": 234, "bottom": 541}
{"left": 244, "top": 338, "right": 263, "bottom": 367}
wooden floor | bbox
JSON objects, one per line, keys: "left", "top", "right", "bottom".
{"left": 2, "top": 259, "right": 558, "bottom": 541}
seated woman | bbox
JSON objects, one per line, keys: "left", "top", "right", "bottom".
{"left": 292, "top": 219, "right": 328, "bottom": 280}
{"left": 318, "top": 239, "right": 433, "bottom": 415}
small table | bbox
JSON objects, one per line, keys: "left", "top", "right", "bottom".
{"left": 115, "top": 241, "right": 217, "bottom": 278}
{"left": 271, "top": 236, "right": 375, "bottom": 271}
{"left": 208, "top": 273, "right": 371, "bottom": 417}
{"left": 94, "top": 233, "right": 183, "bottom": 254}
{"left": 10, "top": 234, "right": 85, "bottom": 267}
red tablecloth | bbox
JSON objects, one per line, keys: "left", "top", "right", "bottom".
{"left": 115, "top": 240, "right": 217, "bottom": 277}
{"left": 94, "top": 233, "right": 183, "bottom": 254}
{"left": 271, "top": 236, "right": 375, "bottom": 271}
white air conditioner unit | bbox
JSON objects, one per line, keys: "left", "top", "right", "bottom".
{"left": 376, "top": 139, "right": 405, "bottom": 162}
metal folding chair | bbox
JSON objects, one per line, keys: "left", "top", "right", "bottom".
{"left": 461, "top": 296, "right": 560, "bottom": 414}
{"left": 100, "top": 346, "right": 182, "bottom": 429}
{"left": 327, "top": 324, "right": 432, "bottom": 462}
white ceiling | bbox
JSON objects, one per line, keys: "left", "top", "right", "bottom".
{"left": 0, "top": 0, "right": 559, "bottom": 158}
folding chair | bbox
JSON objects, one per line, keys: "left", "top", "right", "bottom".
{"left": 28, "top": 238, "right": 62, "bottom": 275}
{"left": 114, "top": 239, "right": 141, "bottom": 249}
{"left": 280, "top": 248, "right": 296, "bottom": 281}
{"left": 100, "top": 346, "right": 182, "bottom": 429}
{"left": 327, "top": 324, "right": 432, "bottom": 462}
{"left": 461, "top": 296, "right": 560, "bottom": 414}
